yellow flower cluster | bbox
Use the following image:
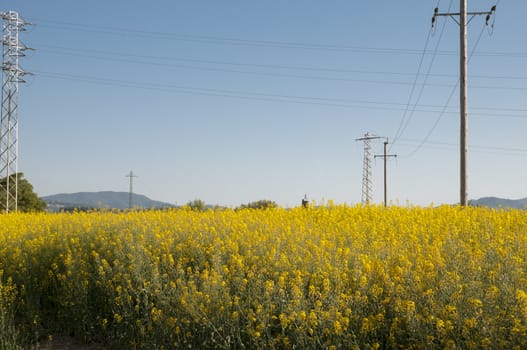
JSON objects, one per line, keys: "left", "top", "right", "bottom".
{"left": 0, "top": 270, "right": 21, "bottom": 348}
{"left": 0, "top": 205, "right": 526, "bottom": 349}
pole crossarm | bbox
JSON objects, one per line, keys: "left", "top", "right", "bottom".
{"left": 374, "top": 138, "right": 397, "bottom": 159}
{"left": 432, "top": 6, "right": 496, "bottom": 27}
{"left": 355, "top": 135, "right": 382, "bottom": 142}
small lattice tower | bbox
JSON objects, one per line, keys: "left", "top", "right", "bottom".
{"left": 356, "top": 132, "right": 380, "bottom": 206}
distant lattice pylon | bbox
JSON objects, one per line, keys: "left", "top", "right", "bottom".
{"left": 356, "top": 132, "right": 381, "bottom": 205}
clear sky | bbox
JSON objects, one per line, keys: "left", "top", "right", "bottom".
{"left": 2, "top": 0, "right": 525, "bottom": 207}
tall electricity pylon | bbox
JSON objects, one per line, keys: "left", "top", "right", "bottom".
{"left": 356, "top": 133, "right": 381, "bottom": 205}
{"left": 0, "top": 11, "right": 31, "bottom": 213}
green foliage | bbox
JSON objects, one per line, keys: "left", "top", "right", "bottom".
{"left": 0, "top": 275, "right": 23, "bottom": 350}
{"left": 186, "top": 198, "right": 207, "bottom": 211}
{"left": 0, "top": 173, "right": 46, "bottom": 212}
{"left": 238, "top": 199, "right": 277, "bottom": 210}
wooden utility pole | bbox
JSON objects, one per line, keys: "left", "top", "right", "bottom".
{"left": 432, "top": 3, "right": 495, "bottom": 206}
{"left": 460, "top": 0, "right": 468, "bottom": 206}
{"left": 375, "top": 139, "right": 396, "bottom": 207}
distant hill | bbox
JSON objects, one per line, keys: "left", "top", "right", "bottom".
{"left": 42, "top": 191, "right": 174, "bottom": 210}
{"left": 469, "top": 197, "right": 527, "bottom": 209}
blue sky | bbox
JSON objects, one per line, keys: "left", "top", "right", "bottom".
{"left": 2, "top": 0, "right": 526, "bottom": 207}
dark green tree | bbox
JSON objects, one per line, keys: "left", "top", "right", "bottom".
{"left": 238, "top": 199, "right": 277, "bottom": 210}
{"left": 0, "top": 173, "right": 46, "bottom": 212}
{"left": 186, "top": 199, "right": 207, "bottom": 211}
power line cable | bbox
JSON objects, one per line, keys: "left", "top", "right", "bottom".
{"left": 35, "top": 70, "right": 455, "bottom": 110}
{"left": 397, "top": 137, "right": 527, "bottom": 155}
{"left": 37, "top": 48, "right": 447, "bottom": 85}
{"left": 391, "top": 0, "right": 453, "bottom": 150}
{"left": 38, "top": 44, "right": 452, "bottom": 77}
{"left": 34, "top": 69, "right": 527, "bottom": 118}
{"left": 399, "top": 138, "right": 527, "bottom": 152}
{"left": 39, "top": 45, "right": 527, "bottom": 82}
{"left": 31, "top": 19, "right": 439, "bottom": 54}
{"left": 35, "top": 70, "right": 433, "bottom": 109}
{"left": 390, "top": 28, "right": 433, "bottom": 147}
{"left": 39, "top": 45, "right": 416, "bottom": 76}
{"left": 30, "top": 17, "right": 527, "bottom": 57}
{"left": 35, "top": 48, "right": 527, "bottom": 91}
{"left": 401, "top": 22, "right": 488, "bottom": 158}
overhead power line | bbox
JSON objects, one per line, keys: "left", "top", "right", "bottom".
{"left": 30, "top": 17, "right": 527, "bottom": 58}
{"left": 38, "top": 49, "right": 457, "bottom": 86}
{"left": 33, "top": 19, "right": 439, "bottom": 53}
{"left": 397, "top": 138, "right": 527, "bottom": 155}
{"left": 391, "top": 0, "right": 453, "bottom": 150}
{"left": 38, "top": 45, "right": 527, "bottom": 82}
{"left": 34, "top": 70, "right": 527, "bottom": 118}
{"left": 401, "top": 20, "right": 489, "bottom": 159}
{"left": 33, "top": 65, "right": 527, "bottom": 94}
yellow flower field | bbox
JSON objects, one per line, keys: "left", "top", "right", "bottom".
{"left": 1, "top": 205, "right": 527, "bottom": 349}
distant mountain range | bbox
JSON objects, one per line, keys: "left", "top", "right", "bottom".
{"left": 41, "top": 192, "right": 527, "bottom": 211}
{"left": 469, "top": 197, "right": 527, "bottom": 209}
{"left": 42, "top": 191, "right": 174, "bottom": 210}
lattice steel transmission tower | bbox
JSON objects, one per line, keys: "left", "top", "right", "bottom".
{"left": 356, "top": 133, "right": 380, "bottom": 205}
{"left": 1, "top": 11, "right": 31, "bottom": 213}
